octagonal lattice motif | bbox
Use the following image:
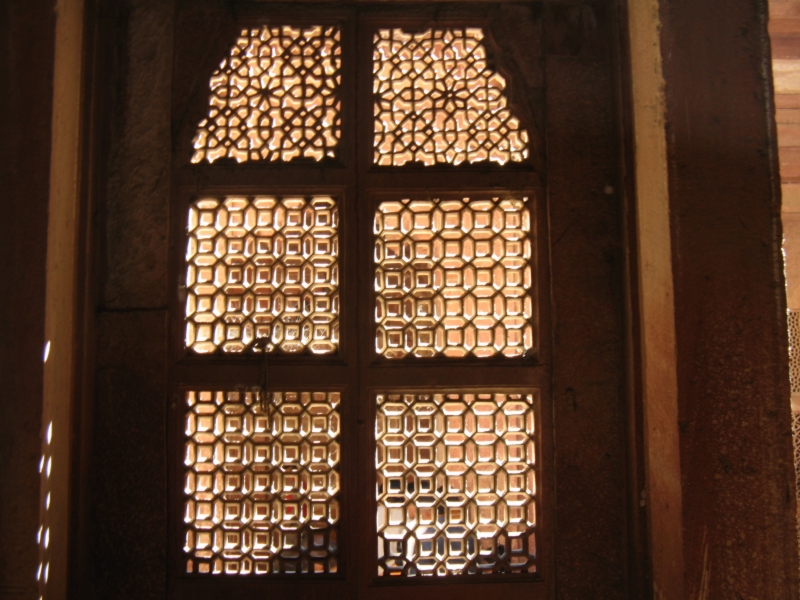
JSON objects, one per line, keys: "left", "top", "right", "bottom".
{"left": 185, "top": 195, "right": 339, "bottom": 355}
{"left": 191, "top": 26, "right": 341, "bottom": 164}
{"left": 374, "top": 28, "right": 529, "bottom": 166}
{"left": 184, "top": 389, "right": 341, "bottom": 575}
{"left": 374, "top": 197, "right": 534, "bottom": 359}
{"left": 789, "top": 310, "right": 800, "bottom": 393}
{"left": 376, "top": 391, "right": 538, "bottom": 577}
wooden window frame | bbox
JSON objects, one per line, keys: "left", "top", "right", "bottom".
{"left": 36, "top": 0, "right": 695, "bottom": 596}
{"left": 169, "top": 4, "right": 555, "bottom": 599}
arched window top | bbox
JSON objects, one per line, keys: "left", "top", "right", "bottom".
{"left": 190, "top": 25, "right": 531, "bottom": 168}
{"left": 373, "top": 28, "right": 529, "bottom": 166}
{"left": 191, "top": 26, "right": 342, "bottom": 164}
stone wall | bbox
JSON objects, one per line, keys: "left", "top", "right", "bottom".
{"left": 0, "top": 1, "right": 54, "bottom": 597}
{"left": 661, "top": 0, "right": 799, "bottom": 596}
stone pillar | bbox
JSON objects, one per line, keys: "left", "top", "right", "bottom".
{"left": 661, "top": 0, "right": 799, "bottom": 596}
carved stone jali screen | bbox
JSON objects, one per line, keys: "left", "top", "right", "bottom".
{"left": 373, "top": 28, "right": 529, "bottom": 166}
{"left": 374, "top": 196, "right": 534, "bottom": 359}
{"left": 184, "top": 195, "right": 340, "bottom": 355}
{"left": 191, "top": 25, "right": 342, "bottom": 164}
{"left": 170, "top": 4, "right": 626, "bottom": 599}
{"left": 183, "top": 390, "right": 341, "bottom": 575}
{"left": 375, "top": 392, "right": 537, "bottom": 576}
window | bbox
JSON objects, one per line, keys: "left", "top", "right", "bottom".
{"left": 184, "top": 195, "right": 340, "bottom": 355}
{"left": 172, "top": 5, "right": 551, "bottom": 598}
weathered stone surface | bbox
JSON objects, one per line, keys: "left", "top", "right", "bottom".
{"left": 91, "top": 310, "right": 168, "bottom": 600}
{"left": 545, "top": 4, "right": 628, "bottom": 598}
{"left": 89, "top": 7, "right": 175, "bottom": 591}
{"left": 103, "top": 0, "right": 174, "bottom": 310}
{"left": 662, "top": 0, "right": 800, "bottom": 597}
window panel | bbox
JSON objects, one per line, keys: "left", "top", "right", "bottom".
{"left": 789, "top": 309, "right": 800, "bottom": 393}
{"left": 375, "top": 197, "right": 534, "bottom": 359}
{"left": 183, "top": 389, "right": 341, "bottom": 575}
{"left": 191, "top": 26, "right": 342, "bottom": 164}
{"left": 176, "top": 9, "right": 551, "bottom": 591}
{"left": 375, "top": 391, "right": 538, "bottom": 577}
{"left": 185, "top": 195, "right": 339, "bottom": 355}
{"left": 373, "top": 28, "right": 529, "bottom": 166}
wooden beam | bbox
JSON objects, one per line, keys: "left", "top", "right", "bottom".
{"left": 40, "top": 0, "right": 85, "bottom": 598}
{"left": 627, "top": 1, "right": 685, "bottom": 598}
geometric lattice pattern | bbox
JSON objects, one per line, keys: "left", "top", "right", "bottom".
{"left": 375, "top": 197, "right": 533, "bottom": 359}
{"left": 374, "top": 28, "right": 529, "bottom": 166}
{"left": 792, "top": 411, "right": 800, "bottom": 583}
{"left": 185, "top": 196, "right": 339, "bottom": 355}
{"left": 376, "top": 392, "right": 537, "bottom": 577}
{"left": 191, "top": 26, "right": 341, "bottom": 164}
{"left": 793, "top": 412, "right": 800, "bottom": 511}
{"left": 789, "top": 310, "right": 800, "bottom": 394}
{"left": 184, "top": 390, "right": 341, "bottom": 575}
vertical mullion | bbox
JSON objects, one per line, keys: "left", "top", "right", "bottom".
{"left": 338, "top": 7, "right": 362, "bottom": 590}
{"left": 355, "top": 9, "right": 377, "bottom": 592}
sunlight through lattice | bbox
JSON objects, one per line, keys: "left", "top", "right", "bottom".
{"left": 376, "top": 391, "right": 537, "bottom": 577}
{"left": 374, "top": 28, "right": 529, "bottom": 166}
{"left": 184, "top": 390, "right": 341, "bottom": 575}
{"left": 375, "top": 197, "right": 534, "bottom": 359}
{"left": 185, "top": 196, "right": 339, "bottom": 355}
{"left": 192, "top": 26, "right": 341, "bottom": 164}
